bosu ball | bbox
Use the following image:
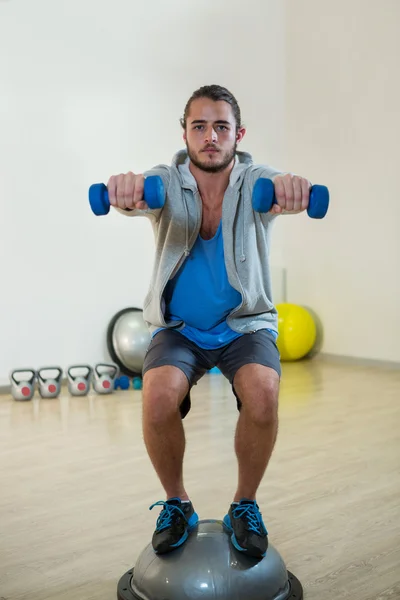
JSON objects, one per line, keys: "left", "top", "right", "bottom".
{"left": 117, "top": 519, "right": 303, "bottom": 600}
{"left": 37, "top": 366, "right": 63, "bottom": 399}
{"left": 67, "top": 365, "right": 93, "bottom": 396}
{"left": 10, "top": 368, "right": 36, "bottom": 401}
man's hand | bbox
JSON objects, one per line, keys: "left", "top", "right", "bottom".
{"left": 107, "top": 172, "right": 148, "bottom": 210}
{"left": 271, "top": 174, "right": 311, "bottom": 214}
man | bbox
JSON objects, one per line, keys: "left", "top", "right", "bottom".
{"left": 107, "top": 85, "right": 311, "bottom": 559}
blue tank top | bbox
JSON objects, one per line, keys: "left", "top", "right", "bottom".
{"left": 159, "top": 221, "right": 243, "bottom": 349}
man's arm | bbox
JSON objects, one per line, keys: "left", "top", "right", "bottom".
{"left": 271, "top": 173, "right": 311, "bottom": 215}
{"left": 249, "top": 165, "right": 311, "bottom": 216}
{"left": 110, "top": 165, "right": 170, "bottom": 220}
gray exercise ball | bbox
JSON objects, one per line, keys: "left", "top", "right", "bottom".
{"left": 117, "top": 520, "right": 303, "bottom": 600}
{"left": 107, "top": 308, "right": 151, "bottom": 376}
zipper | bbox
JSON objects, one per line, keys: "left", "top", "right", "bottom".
{"left": 157, "top": 187, "right": 202, "bottom": 326}
{"left": 223, "top": 186, "right": 247, "bottom": 328}
{"left": 226, "top": 278, "right": 246, "bottom": 331}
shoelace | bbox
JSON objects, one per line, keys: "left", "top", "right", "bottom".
{"left": 149, "top": 500, "right": 187, "bottom": 532}
{"left": 232, "top": 502, "right": 266, "bottom": 534}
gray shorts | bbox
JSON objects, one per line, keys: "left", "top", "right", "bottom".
{"left": 142, "top": 329, "right": 281, "bottom": 418}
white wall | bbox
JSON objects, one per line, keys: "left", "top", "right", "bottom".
{"left": 271, "top": 0, "right": 400, "bottom": 362}
{"left": 0, "top": 0, "right": 286, "bottom": 384}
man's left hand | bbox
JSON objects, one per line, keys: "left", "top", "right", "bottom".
{"left": 271, "top": 174, "right": 311, "bottom": 214}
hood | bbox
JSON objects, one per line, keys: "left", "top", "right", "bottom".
{"left": 172, "top": 148, "right": 253, "bottom": 189}
{"left": 169, "top": 148, "right": 253, "bottom": 263}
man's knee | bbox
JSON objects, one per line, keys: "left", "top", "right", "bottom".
{"left": 143, "top": 366, "right": 189, "bottom": 424}
{"left": 233, "top": 364, "right": 279, "bottom": 425}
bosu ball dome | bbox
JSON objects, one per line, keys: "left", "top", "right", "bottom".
{"left": 117, "top": 519, "right": 302, "bottom": 600}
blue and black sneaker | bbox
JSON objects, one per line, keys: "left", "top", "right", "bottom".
{"left": 223, "top": 498, "right": 268, "bottom": 559}
{"left": 149, "top": 497, "right": 199, "bottom": 554}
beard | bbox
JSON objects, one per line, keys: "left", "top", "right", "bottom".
{"left": 186, "top": 142, "right": 237, "bottom": 173}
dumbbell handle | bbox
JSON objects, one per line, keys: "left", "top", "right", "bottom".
{"left": 252, "top": 178, "right": 329, "bottom": 219}
{"left": 89, "top": 175, "right": 165, "bottom": 216}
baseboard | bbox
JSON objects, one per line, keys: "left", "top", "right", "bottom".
{"left": 316, "top": 352, "right": 400, "bottom": 370}
{"left": 1, "top": 353, "right": 399, "bottom": 396}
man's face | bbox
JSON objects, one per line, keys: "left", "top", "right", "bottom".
{"left": 183, "top": 97, "right": 245, "bottom": 173}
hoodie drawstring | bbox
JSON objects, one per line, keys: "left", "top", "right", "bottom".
{"left": 240, "top": 190, "right": 246, "bottom": 262}
{"left": 183, "top": 190, "right": 190, "bottom": 257}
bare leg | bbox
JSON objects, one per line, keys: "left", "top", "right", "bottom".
{"left": 142, "top": 366, "right": 190, "bottom": 500}
{"left": 232, "top": 364, "right": 280, "bottom": 502}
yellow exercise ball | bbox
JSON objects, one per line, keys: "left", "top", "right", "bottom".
{"left": 276, "top": 303, "right": 317, "bottom": 361}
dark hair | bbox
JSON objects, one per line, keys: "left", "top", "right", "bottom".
{"left": 180, "top": 84, "right": 242, "bottom": 130}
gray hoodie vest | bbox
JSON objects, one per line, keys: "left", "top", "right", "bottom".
{"left": 118, "top": 149, "right": 282, "bottom": 337}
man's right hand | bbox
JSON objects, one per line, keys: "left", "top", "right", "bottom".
{"left": 107, "top": 172, "right": 148, "bottom": 210}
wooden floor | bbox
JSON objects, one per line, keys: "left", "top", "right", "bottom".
{"left": 1, "top": 359, "right": 399, "bottom": 600}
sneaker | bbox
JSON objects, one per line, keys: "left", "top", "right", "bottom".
{"left": 149, "top": 497, "right": 199, "bottom": 554}
{"left": 223, "top": 498, "right": 268, "bottom": 559}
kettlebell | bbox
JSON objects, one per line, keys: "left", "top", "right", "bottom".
{"left": 67, "top": 365, "right": 92, "bottom": 396}
{"left": 37, "top": 366, "right": 63, "bottom": 399}
{"left": 93, "top": 363, "right": 119, "bottom": 394}
{"left": 10, "top": 368, "right": 36, "bottom": 401}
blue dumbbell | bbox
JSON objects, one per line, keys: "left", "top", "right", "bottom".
{"left": 252, "top": 178, "right": 329, "bottom": 219}
{"left": 132, "top": 377, "right": 143, "bottom": 391}
{"left": 89, "top": 176, "right": 165, "bottom": 216}
{"left": 114, "top": 376, "right": 131, "bottom": 391}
